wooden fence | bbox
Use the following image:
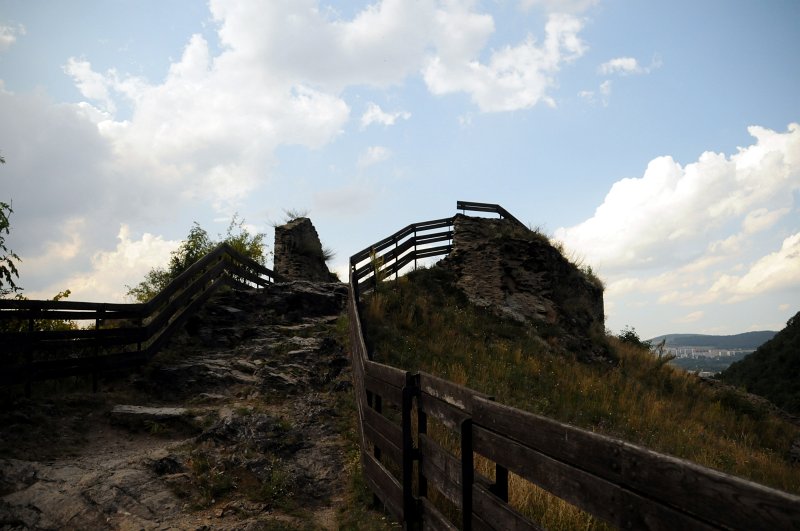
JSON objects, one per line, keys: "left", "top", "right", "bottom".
{"left": 348, "top": 202, "right": 800, "bottom": 530}
{"left": 350, "top": 201, "right": 519, "bottom": 297}
{"left": 0, "top": 242, "right": 281, "bottom": 393}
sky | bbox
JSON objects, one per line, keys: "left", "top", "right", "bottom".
{"left": 0, "top": 0, "right": 798, "bottom": 340}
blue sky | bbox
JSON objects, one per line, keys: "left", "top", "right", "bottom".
{"left": 1, "top": 0, "right": 798, "bottom": 339}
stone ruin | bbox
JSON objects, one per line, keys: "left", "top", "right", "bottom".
{"left": 273, "top": 217, "right": 338, "bottom": 282}
{"left": 438, "top": 214, "right": 608, "bottom": 361}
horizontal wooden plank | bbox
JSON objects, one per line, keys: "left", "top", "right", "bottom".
{"left": 365, "top": 360, "right": 409, "bottom": 388}
{"left": 363, "top": 415, "right": 403, "bottom": 466}
{"left": 363, "top": 405, "right": 403, "bottom": 457}
{"left": 415, "top": 245, "right": 452, "bottom": 260}
{"left": 419, "top": 372, "right": 490, "bottom": 413}
{"left": 472, "top": 425, "right": 719, "bottom": 531}
{"left": 420, "top": 433, "right": 462, "bottom": 509}
{"left": 472, "top": 397, "right": 800, "bottom": 530}
{"left": 472, "top": 482, "right": 543, "bottom": 531}
{"left": 364, "top": 373, "right": 403, "bottom": 407}
{"left": 415, "top": 231, "right": 453, "bottom": 246}
{"left": 457, "top": 201, "right": 501, "bottom": 213}
{"left": 472, "top": 424, "right": 619, "bottom": 526}
{"left": 362, "top": 450, "right": 405, "bottom": 522}
{"left": 349, "top": 216, "right": 454, "bottom": 266}
{"left": 0, "top": 300, "right": 142, "bottom": 313}
{"left": 421, "top": 497, "right": 458, "bottom": 531}
{"left": 473, "top": 396, "right": 624, "bottom": 483}
{"left": 419, "top": 392, "right": 469, "bottom": 432}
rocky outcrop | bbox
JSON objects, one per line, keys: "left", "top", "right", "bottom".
{"left": 0, "top": 282, "right": 352, "bottom": 529}
{"left": 273, "top": 217, "right": 337, "bottom": 282}
{"left": 439, "top": 214, "right": 607, "bottom": 361}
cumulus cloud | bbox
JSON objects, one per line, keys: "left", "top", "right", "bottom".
{"left": 424, "top": 13, "right": 586, "bottom": 111}
{"left": 360, "top": 102, "right": 411, "bottom": 128}
{"left": 559, "top": 123, "right": 800, "bottom": 334}
{"left": 709, "top": 232, "right": 800, "bottom": 303}
{"left": 28, "top": 225, "right": 180, "bottom": 303}
{"left": 63, "top": 58, "right": 117, "bottom": 113}
{"left": 357, "top": 146, "right": 392, "bottom": 169}
{"left": 4, "top": 0, "right": 593, "bottom": 303}
{"left": 0, "top": 24, "right": 25, "bottom": 52}
{"left": 555, "top": 123, "right": 800, "bottom": 270}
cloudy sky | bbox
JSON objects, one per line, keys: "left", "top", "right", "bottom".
{"left": 1, "top": 0, "right": 798, "bottom": 339}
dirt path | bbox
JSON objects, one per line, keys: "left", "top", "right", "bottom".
{"left": 0, "top": 281, "right": 360, "bottom": 530}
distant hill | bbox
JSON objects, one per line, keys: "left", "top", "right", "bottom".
{"left": 721, "top": 311, "right": 800, "bottom": 415}
{"left": 648, "top": 331, "right": 776, "bottom": 350}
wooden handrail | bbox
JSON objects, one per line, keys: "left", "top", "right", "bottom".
{"left": 0, "top": 243, "right": 282, "bottom": 391}
{"left": 347, "top": 202, "right": 800, "bottom": 530}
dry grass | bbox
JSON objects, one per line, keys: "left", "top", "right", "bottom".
{"left": 359, "top": 267, "right": 800, "bottom": 527}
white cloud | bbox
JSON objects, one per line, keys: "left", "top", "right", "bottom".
{"left": 598, "top": 56, "right": 661, "bottom": 76}
{"left": 558, "top": 123, "right": 800, "bottom": 336}
{"left": 580, "top": 79, "right": 611, "bottom": 106}
{"left": 20, "top": 218, "right": 85, "bottom": 278}
{"left": 555, "top": 123, "right": 800, "bottom": 270}
{"left": 360, "top": 102, "right": 411, "bottom": 128}
{"left": 520, "top": 0, "right": 598, "bottom": 14}
{"left": 675, "top": 310, "right": 704, "bottom": 324}
{"left": 423, "top": 13, "right": 587, "bottom": 112}
{"left": 63, "top": 58, "right": 117, "bottom": 113}
{"left": 0, "top": 24, "right": 25, "bottom": 52}
{"left": 598, "top": 57, "right": 642, "bottom": 76}
{"left": 4, "top": 0, "right": 595, "bottom": 304}
{"left": 28, "top": 225, "right": 180, "bottom": 303}
{"left": 357, "top": 146, "right": 392, "bottom": 169}
{"left": 709, "top": 232, "right": 800, "bottom": 303}
{"left": 742, "top": 207, "right": 790, "bottom": 234}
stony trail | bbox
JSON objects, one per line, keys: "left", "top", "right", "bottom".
{"left": 0, "top": 281, "right": 361, "bottom": 530}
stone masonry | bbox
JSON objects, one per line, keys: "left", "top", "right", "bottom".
{"left": 273, "top": 217, "right": 338, "bottom": 282}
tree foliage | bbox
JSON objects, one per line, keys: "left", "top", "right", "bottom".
{"left": 617, "top": 326, "right": 651, "bottom": 350}
{"left": 126, "top": 216, "right": 268, "bottom": 303}
{"left": 721, "top": 310, "right": 800, "bottom": 415}
{"left": 1, "top": 153, "right": 21, "bottom": 298}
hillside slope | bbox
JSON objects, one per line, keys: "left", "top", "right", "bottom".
{"left": 721, "top": 311, "right": 800, "bottom": 415}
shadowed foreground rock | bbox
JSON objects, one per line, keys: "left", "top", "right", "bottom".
{"left": 0, "top": 281, "right": 353, "bottom": 530}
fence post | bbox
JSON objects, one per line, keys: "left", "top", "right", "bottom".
{"left": 461, "top": 417, "right": 474, "bottom": 531}
{"left": 402, "top": 372, "right": 420, "bottom": 528}
{"left": 93, "top": 306, "right": 105, "bottom": 393}
{"left": 417, "top": 395, "right": 428, "bottom": 501}
{"left": 25, "top": 309, "right": 35, "bottom": 398}
{"left": 413, "top": 229, "right": 417, "bottom": 271}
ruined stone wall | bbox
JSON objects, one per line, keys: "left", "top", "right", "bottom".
{"left": 439, "top": 214, "right": 606, "bottom": 360}
{"left": 273, "top": 217, "right": 337, "bottom": 282}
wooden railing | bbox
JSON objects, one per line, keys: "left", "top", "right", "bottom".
{"left": 350, "top": 201, "right": 519, "bottom": 298}
{"left": 0, "top": 242, "right": 282, "bottom": 392}
{"left": 348, "top": 202, "right": 800, "bottom": 530}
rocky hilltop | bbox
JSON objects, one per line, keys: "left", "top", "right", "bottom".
{"left": 0, "top": 281, "right": 353, "bottom": 530}
{"left": 439, "top": 214, "right": 607, "bottom": 361}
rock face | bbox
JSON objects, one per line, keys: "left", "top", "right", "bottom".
{"left": 273, "top": 217, "right": 337, "bottom": 282}
{"left": 439, "top": 214, "right": 606, "bottom": 361}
